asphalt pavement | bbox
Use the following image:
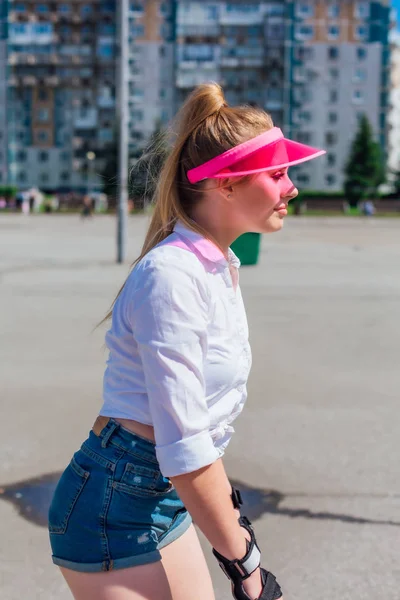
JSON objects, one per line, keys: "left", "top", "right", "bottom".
{"left": 0, "top": 214, "right": 399, "bottom": 600}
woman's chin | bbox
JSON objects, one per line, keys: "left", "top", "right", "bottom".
{"left": 263, "top": 215, "right": 285, "bottom": 233}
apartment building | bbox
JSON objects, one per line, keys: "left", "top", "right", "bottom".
{"left": 286, "top": 0, "right": 391, "bottom": 192}
{"left": 3, "top": 0, "right": 118, "bottom": 191}
{"left": 127, "top": 1, "right": 175, "bottom": 154}
{"left": 388, "top": 28, "right": 400, "bottom": 177}
{"left": 0, "top": 0, "right": 392, "bottom": 193}
{"left": 175, "top": 1, "right": 286, "bottom": 128}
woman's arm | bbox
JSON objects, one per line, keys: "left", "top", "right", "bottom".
{"left": 171, "top": 458, "right": 264, "bottom": 599}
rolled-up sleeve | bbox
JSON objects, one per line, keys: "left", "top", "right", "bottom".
{"left": 127, "top": 254, "right": 220, "bottom": 477}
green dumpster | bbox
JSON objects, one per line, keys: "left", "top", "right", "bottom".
{"left": 230, "top": 232, "right": 261, "bottom": 266}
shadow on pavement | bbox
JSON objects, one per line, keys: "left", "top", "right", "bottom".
{"left": 0, "top": 473, "right": 398, "bottom": 529}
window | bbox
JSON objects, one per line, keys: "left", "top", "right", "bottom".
{"left": 207, "top": 5, "right": 218, "bottom": 19}
{"left": 61, "top": 151, "right": 70, "bottom": 161}
{"left": 59, "top": 4, "right": 71, "bottom": 13}
{"left": 17, "top": 151, "right": 27, "bottom": 162}
{"left": 328, "top": 112, "right": 338, "bottom": 125}
{"left": 39, "top": 151, "right": 49, "bottom": 162}
{"left": 325, "top": 132, "right": 337, "bottom": 145}
{"left": 354, "top": 67, "right": 366, "bottom": 82}
{"left": 354, "top": 1, "right": 369, "bottom": 18}
{"left": 357, "top": 47, "right": 367, "bottom": 60}
{"left": 14, "top": 4, "right": 26, "bottom": 12}
{"left": 60, "top": 171, "right": 70, "bottom": 182}
{"left": 160, "top": 89, "right": 166, "bottom": 99}
{"left": 329, "top": 67, "right": 339, "bottom": 79}
{"left": 294, "top": 66, "right": 306, "bottom": 81}
{"left": 40, "top": 173, "right": 49, "bottom": 183}
{"left": 296, "top": 173, "right": 310, "bottom": 184}
{"left": 327, "top": 25, "right": 340, "bottom": 39}
{"left": 297, "top": 132, "right": 312, "bottom": 144}
{"left": 226, "top": 4, "right": 259, "bottom": 13}
{"left": 353, "top": 89, "right": 364, "bottom": 103}
{"left": 294, "top": 46, "right": 314, "bottom": 61}
{"left": 60, "top": 25, "right": 72, "bottom": 35}
{"left": 18, "top": 172, "right": 27, "bottom": 182}
{"left": 296, "top": 3, "right": 314, "bottom": 18}
{"left": 327, "top": 153, "right": 336, "bottom": 167}
{"left": 293, "top": 87, "right": 312, "bottom": 103}
{"left": 159, "top": 46, "right": 166, "bottom": 58}
{"left": 326, "top": 174, "right": 336, "bottom": 186}
{"left": 37, "top": 108, "right": 49, "bottom": 122}
{"left": 99, "top": 23, "right": 115, "bottom": 35}
{"left": 130, "top": 1, "right": 144, "bottom": 12}
{"left": 328, "top": 3, "right": 340, "bottom": 18}
{"left": 298, "top": 110, "right": 312, "bottom": 123}
{"left": 130, "top": 109, "right": 143, "bottom": 121}
{"left": 130, "top": 24, "right": 145, "bottom": 37}
{"left": 328, "top": 46, "right": 339, "bottom": 60}
{"left": 355, "top": 25, "right": 368, "bottom": 40}
{"left": 329, "top": 89, "right": 338, "bottom": 103}
{"left": 37, "top": 130, "right": 49, "bottom": 142}
{"left": 81, "top": 4, "right": 92, "bottom": 15}
{"left": 97, "top": 40, "right": 114, "bottom": 58}
{"left": 129, "top": 84, "right": 144, "bottom": 99}
{"left": 37, "top": 4, "right": 49, "bottom": 13}
{"left": 295, "top": 24, "right": 314, "bottom": 41}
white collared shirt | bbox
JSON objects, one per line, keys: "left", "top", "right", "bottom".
{"left": 101, "top": 222, "right": 252, "bottom": 477}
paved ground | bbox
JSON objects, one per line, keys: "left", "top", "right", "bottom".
{"left": 0, "top": 214, "right": 399, "bottom": 600}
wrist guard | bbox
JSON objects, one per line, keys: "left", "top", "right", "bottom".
{"left": 212, "top": 487, "right": 282, "bottom": 600}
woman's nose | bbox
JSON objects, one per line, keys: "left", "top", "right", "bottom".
{"left": 282, "top": 182, "right": 299, "bottom": 202}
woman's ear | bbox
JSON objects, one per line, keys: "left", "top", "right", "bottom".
{"left": 220, "top": 183, "right": 234, "bottom": 201}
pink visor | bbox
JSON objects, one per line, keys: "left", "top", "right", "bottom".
{"left": 187, "top": 127, "right": 326, "bottom": 184}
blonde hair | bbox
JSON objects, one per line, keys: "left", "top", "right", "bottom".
{"left": 101, "top": 83, "right": 273, "bottom": 323}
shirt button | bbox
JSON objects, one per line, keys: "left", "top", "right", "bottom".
{"left": 237, "top": 385, "right": 244, "bottom": 393}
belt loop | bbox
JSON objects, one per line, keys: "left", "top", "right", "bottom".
{"left": 101, "top": 421, "right": 119, "bottom": 448}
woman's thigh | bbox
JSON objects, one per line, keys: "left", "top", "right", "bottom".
{"left": 60, "top": 524, "right": 215, "bottom": 600}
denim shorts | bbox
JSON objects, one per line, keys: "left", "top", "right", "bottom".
{"left": 48, "top": 418, "right": 192, "bottom": 572}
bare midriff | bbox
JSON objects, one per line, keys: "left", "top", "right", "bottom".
{"left": 113, "top": 417, "right": 156, "bottom": 443}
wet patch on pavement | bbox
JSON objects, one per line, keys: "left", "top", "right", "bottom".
{"left": 0, "top": 472, "right": 61, "bottom": 527}
{"left": 0, "top": 472, "right": 398, "bottom": 529}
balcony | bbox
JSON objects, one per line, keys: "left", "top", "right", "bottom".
{"left": 74, "top": 108, "right": 98, "bottom": 129}
{"left": 22, "top": 75, "right": 37, "bottom": 86}
{"left": 177, "top": 24, "right": 219, "bottom": 38}
{"left": 98, "top": 95, "right": 115, "bottom": 109}
{"left": 220, "top": 56, "right": 264, "bottom": 68}
{"left": 44, "top": 75, "right": 60, "bottom": 86}
{"left": 176, "top": 70, "right": 219, "bottom": 88}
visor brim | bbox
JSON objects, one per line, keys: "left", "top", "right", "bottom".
{"left": 210, "top": 138, "right": 326, "bottom": 179}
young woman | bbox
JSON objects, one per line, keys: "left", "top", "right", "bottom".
{"left": 48, "top": 83, "right": 325, "bottom": 600}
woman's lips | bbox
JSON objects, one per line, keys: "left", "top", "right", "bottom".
{"left": 274, "top": 204, "right": 288, "bottom": 216}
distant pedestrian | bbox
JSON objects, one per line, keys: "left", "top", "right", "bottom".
{"left": 81, "top": 194, "right": 93, "bottom": 219}
{"left": 48, "top": 83, "right": 326, "bottom": 600}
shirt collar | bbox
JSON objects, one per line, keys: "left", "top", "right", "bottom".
{"left": 173, "top": 221, "right": 241, "bottom": 268}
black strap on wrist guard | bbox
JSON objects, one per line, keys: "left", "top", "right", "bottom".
{"left": 231, "top": 486, "right": 243, "bottom": 510}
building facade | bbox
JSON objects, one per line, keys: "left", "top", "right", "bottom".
{"left": 127, "top": 1, "right": 175, "bottom": 154}
{"left": 388, "top": 29, "right": 400, "bottom": 177}
{"left": 0, "top": 0, "right": 392, "bottom": 193}
{"left": 3, "top": 0, "right": 118, "bottom": 192}
{"left": 175, "top": 1, "right": 286, "bottom": 128}
{"left": 286, "top": 0, "right": 391, "bottom": 192}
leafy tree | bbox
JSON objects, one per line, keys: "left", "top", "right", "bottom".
{"left": 343, "top": 114, "right": 385, "bottom": 207}
{"left": 129, "top": 122, "right": 169, "bottom": 209}
{"left": 389, "top": 167, "right": 400, "bottom": 197}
